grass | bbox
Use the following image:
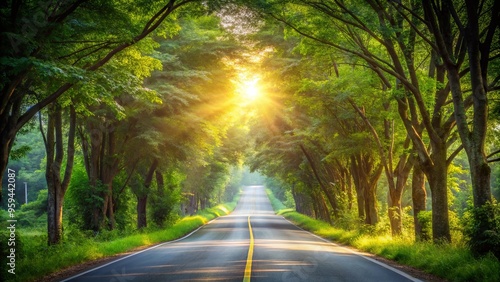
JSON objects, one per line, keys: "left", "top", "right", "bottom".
{"left": 265, "top": 189, "right": 500, "bottom": 282}
{"left": 9, "top": 195, "right": 240, "bottom": 282}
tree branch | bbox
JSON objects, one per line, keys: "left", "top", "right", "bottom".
{"left": 15, "top": 0, "right": 195, "bottom": 131}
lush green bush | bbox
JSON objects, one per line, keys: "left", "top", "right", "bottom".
{"left": 149, "top": 171, "right": 183, "bottom": 228}
{"left": 417, "top": 210, "right": 432, "bottom": 241}
{"left": 65, "top": 167, "right": 106, "bottom": 231}
{"left": 150, "top": 189, "right": 180, "bottom": 227}
{"left": 463, "top": 201, "right": 500, "bottom": 259}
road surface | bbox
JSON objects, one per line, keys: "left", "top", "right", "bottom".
{"left": 63, "top": 186, "right": 421, "bottom": 282}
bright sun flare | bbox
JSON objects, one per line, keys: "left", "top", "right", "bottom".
{"left": 241, "top": 78, "right": 261, "bottom": 102}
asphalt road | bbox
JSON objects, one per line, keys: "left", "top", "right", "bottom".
{"left": 63, "top": 186, "right": 421, "bottom": 282}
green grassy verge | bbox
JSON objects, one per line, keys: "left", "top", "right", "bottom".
{"left": 265, "top": 189, "right": 500, "bottom": 282}
{"left": 11, "top": 195, "right": 240, "bottom": 282}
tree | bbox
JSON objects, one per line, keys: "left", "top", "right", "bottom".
{"left": 422, "top": 0, "right": 500, "bottom": 254}
{"left": 125, "top": 14, "right": 243, "bottom": 225}
{"left": 0, "top": 0, "right": 203, "bottom": 200}
{"left": 258, "top": 0, "right": 465, "bottom": 242}
{"left": 40, "top": 103, "right": 76, "bottom": 245}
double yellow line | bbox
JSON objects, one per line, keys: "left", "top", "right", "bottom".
{"left": 243, "top": 215, "right": 254, "bottom": 282}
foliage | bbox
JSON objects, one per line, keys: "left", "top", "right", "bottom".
{"left": 16, "top": 190, "right": 48, "bottom": 228}
{"left": 417, "top": 211, "right": 432, "bottom": 241}
{"left": 1, "top": 128, "right": 46, "bottom": 208}
{"left": 149, "top": 170, "right": 183, "bottom": 227}
{"left": 463, "top": 201, "right": 500, "bottom": 259}
{"left": 65, "top": 165, "right": 106, "bottom": 231}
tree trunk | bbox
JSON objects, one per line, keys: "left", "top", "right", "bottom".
{"left": 388, "top": 192, "right": 402, "bottom": 236}
{"left": 134, "top": 159, "right": 159, "bottom": 229}
{"left": 102, "top": 129, "right": 117, "bottom": 230}
{"left": 388, "top": 154, "right": 413, "bottom": 236}
{"left": 364, "top": 180, "right": 379, "bottom": 225}
{"left": 44, "top": 104, "right": 76, "bottom": 245}
{"left": 299, "top": 144, "right": 338, "bottom": 218}
{"left": 80, "top": 118, "right": 120, "bottom": 231}
{"left": 449, "top": 1, "right": 498, "bottom": 254}
{"left": 350, "top": 156, "right": 365, "bottom": 220}
{"left": 0, "top": 123, "right": 18, "bottom": 202}
{"left": 292, "top": 184, "right": 314, "bottom": 217}
{"left": 447, "top": 65, "right": 492, "bottom": 209}
{"left": 156, "top": 170, "right": 164, "bottom": 197}
{"left": 425, "top": 142, "right": 451, "bottom": 242}
{"left": 312, "top": 189, "right": 332, "bottom": 224}
{"left": 351, "top": 154, "right": 382, "bottom": 225}
{"left": 412, "top": 164, "right": 428, "bottom": 241}
{"left": 200, "top": 197, "right": 206, "bottom": 210}
{"left": 137, "top": 195, "right": 148, "bottom": 229}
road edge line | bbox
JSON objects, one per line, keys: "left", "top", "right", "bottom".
{"left": 280, "top": 216, "right": 422, "bottom": 282}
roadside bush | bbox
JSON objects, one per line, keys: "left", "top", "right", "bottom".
{"left": 150, "top": 187, "right": 181, "bottom": 227}
{"left": 417, "top": 210, "right": 432, "bottom": 241}
{"left": 65, "top": 167, "right": 106, "bottom": 231}
{"left": 463, "top": 201, "right": 500, "bottom": 259}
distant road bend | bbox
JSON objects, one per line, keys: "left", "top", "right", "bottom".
{"left": 63, "top": 186, "right": 421, "bottom": 282}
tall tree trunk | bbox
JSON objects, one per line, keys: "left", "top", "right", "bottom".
{"left": 425, "top": 141, "right": 451, "bottom": 242}
{"left": 364, "top": 179, "right": 379, "bottom": 225}
{"left": 200, "top": 197, "right": 206, "bottom": 210}
{"left": 448, "top": 1, "right": 498, "bottom": 255}
{"left": 412, "top": 164, "right": 427, "bottom": 241}
{"left": 135, "top": 159, "right": 159, "bottom": 229}
{"left": 447, "top": 65, "right": 492, "bottom": 209}
{"left": 83, "top": 119, "right": 103, "bottom": 231}
{"left": 388, "top": 155, "right": 413, "bottom": 236}
{"left": 351, "top": 154, "right": 382, "bottom": 225}
{"left": 344, "top": 168, "right": 353, "bottom": 211}
{"left": 0, "top": 132, "right": 15, "bottom": 202}
{"left": 292, "top": 184, "right": 314, "bottom": 217}
{"left": 156, "top": 170, "right": 164, "bottom": 197}
{"left": 137, "top": 196, "right": 148, "bottom": 229}
{"left": 299, "top": 144, "right": 338, "bottom": 218}
{"left": 101, "top": 129, "right": 118, "bottom": 230}
{"left": 350, "top": 156, "right": 365, "bottom": 220}
{"left": 388, "top": 193, "right": 402, "bottom": 236}
{"left": 44, "top": 104, "right": 76, "bottom": 245}
{"left": 80, "top": 118, "right": 120, "bottom": 231}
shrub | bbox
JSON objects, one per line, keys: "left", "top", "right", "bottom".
{"left": 463, "top": 201, "right": 500, "bottom": 259}
{"left": 417, "top": 210, "right": 432, "bottom": 241}
{"left": 150, "top": 186, "right": 181, "bottom": 227}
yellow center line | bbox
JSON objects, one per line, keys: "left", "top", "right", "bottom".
{"left": 243, "top": 215, "right": 254, "bottom": 282}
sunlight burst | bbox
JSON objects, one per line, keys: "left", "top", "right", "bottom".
{"left": 242, "top": 78, "right": 261, "bottom": 102}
